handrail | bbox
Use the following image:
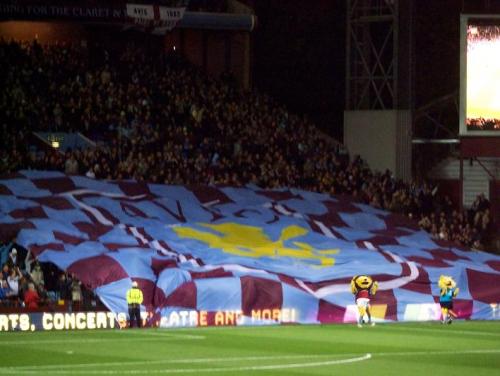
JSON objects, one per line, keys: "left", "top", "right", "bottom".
{"left": 473, "top": 157, "right": 496, "bottom": 181}
{"left": 414, "top": 91, "right": 458, "bottom": 118}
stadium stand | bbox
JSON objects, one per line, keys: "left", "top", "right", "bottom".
{"left": 0, "top": 38, "right": 495, "bottom": 258}
{"left": 0, "top": 41, "right": 491, "bottom": 249}
{"left": 0, "top": 32, "right": 496, "bottom": 315}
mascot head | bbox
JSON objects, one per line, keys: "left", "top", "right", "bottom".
{"left": 353, "top": 275, "right": 374, "bottom": 289}
{"left": 438, "top": 275, "right": 456, "bottom": 289}
{"left": 351, "top": 275, "right": 378, "bottom": 296}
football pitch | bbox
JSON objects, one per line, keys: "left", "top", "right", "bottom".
{"left": 0, "top": 321, "right": 499, "bottom": 375}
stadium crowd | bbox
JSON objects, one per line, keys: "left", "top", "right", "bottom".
{"left": 0, "top": 240, "right": 101, "bottom": 309}
{"left": 0, "top": 38, "right": 495, "bottom": 261}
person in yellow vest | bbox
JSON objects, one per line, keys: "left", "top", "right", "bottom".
{"left": 126, "top": 281, "right": 143, "bottom": 328}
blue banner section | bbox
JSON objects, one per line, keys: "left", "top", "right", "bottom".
{"left": 1, "top": 171, "right": 500, "bottom": 325}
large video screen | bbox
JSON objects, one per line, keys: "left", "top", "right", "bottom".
{"left": 460, "top": 15, "right": 500, "bottom": 135}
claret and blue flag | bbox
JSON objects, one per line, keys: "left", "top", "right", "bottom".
{"left": 1, "top": 171, "right": 499, "bottom": 326}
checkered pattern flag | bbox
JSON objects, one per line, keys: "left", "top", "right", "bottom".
{"left": 1, "top": 170, "right": 499, "bottom": 325}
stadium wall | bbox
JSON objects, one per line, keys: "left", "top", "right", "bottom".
{"left": 0, "top": 21, "right": 86, "bottom": 42}
{"left": 344, "top": 110, "right": 412, "bottom": 181}
{"left": 168, "top": 28, "right": 250, "bottom": 88}
{"left": 461, "top": 137, "right": 500, "bottom": 158}
{"left": 491, "top": 180, "right": 500, "bottom": 232}
{"left": 0, "top": 21, "right": 251, "bottom": 88}
{"left": 433, "top": 179, "right": 461, "bottom": 208}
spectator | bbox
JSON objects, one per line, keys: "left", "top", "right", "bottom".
{"left": 57, "top": 272, "right": 72, "bottom": 302}
{"left": 7, "top": 267, "right": 22, "bottom": 300}
{"left": 30, "top": 261, "right": 45, "bottom": 289}
{"left": 1, "top": 264, "right": 9, "bottom": 280}
{"left": 0, "top": 241, "right": 13, "bottom": 266}
{"left": 42, "top": 262, "right": 60, "bottom": 302}
{"left": 0, "top": 279, "right": 12, "bottom": 304}
{"left": 18, "top": 275, "right": 29, "bottom": 301}
{"left": 23, "top": 282, "right": 40, "bottom": 310}
{"left": 71, "top": 276, "right": 83, "bottom": 310}
{"left": 6, "top": 248, "right": 21, "bottom": 270}
{"left": 0, "top": 39, "right": 495, "bottom": 252}
{"left": 64, "top": 153, "right": 79, "bottom": 175}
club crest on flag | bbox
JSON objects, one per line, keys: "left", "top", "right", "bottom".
{"left": 1, "top": 171, "right": 499, "bottom": 325}
{"left": 173, "top": 223, "right": 339, "bottom": 267}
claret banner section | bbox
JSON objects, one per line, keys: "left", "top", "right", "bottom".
{"left": 0, "top": 171, "right": 499, "bottom": 326}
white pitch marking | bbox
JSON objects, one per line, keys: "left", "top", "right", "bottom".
{"left": 0, "top": 354, "right": 371, "bottom": 374}
{"left": 123, "top": 331, "right": 206, "bottom": 340}
{"left": 0, "top": 333, "right": 205, "bottom": 346}
{"left": 378, "top": 325, "right": 500, "bottom": 337}
{"left": 0, "top": 354, "right": 341, "bottom": 372}
{"left": 2, "top": 349, "right": 500, "bottom": 374}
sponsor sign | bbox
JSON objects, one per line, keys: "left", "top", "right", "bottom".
{"left": 0, "top": 311, "right": 117, "bottom": 332}
{"left": 0, "top": 309, "right": 299, "bottom": 331}
{"left": 0, "top": 3, "right": 127, "bottom": 21}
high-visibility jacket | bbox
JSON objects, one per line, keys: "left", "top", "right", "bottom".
{"left": 126, "top": 287, "right": 143, "bottom": 305}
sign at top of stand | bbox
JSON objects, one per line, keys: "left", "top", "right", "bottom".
{"left": 126, "top": 2, "right": 188, "bottom": 34}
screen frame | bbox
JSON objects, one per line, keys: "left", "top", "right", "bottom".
{"left": 459, "top": 14, "right": 500, "bottom": 136}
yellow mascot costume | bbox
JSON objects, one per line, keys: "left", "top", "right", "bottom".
{"left": 438, "top": 275, "right": 459, "bottom": 324}
{"left": 351, "top": 275, "right": 378, "bottom": 327}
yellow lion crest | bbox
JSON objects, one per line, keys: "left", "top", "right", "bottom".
{"left": 173, "top": 223, "right": 338, "bottom": 267}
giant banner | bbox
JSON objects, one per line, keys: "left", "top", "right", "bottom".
{"left": 1, "top": 171, "right": 499, "bottom": 326}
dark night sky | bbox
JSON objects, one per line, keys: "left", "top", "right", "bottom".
{"left": 252, "top": 0, "right": 346, "bottom": 140}
{"left": 250, "top": 0, "right": 499, "bottom": 140}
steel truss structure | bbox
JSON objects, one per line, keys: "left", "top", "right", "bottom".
{"left": 346, "top": 0, "right": 398, "bottom": 110}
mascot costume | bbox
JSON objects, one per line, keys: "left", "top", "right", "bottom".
{"left": 438, "top": 275, "right": 459, "bottom": 324}
{"left": 351, "top": 275, "right": 378, "bottom": 327}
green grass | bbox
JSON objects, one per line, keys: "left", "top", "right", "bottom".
{"left": 1, "top": 321, "right": 499, "bottom": 375}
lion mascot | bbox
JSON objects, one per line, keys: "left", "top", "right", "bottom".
{"left": 351, "top": 275, "right": 378, "bottom": 327}
{"left": 438, "top": 275, "right": 459, "bottom": 324}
